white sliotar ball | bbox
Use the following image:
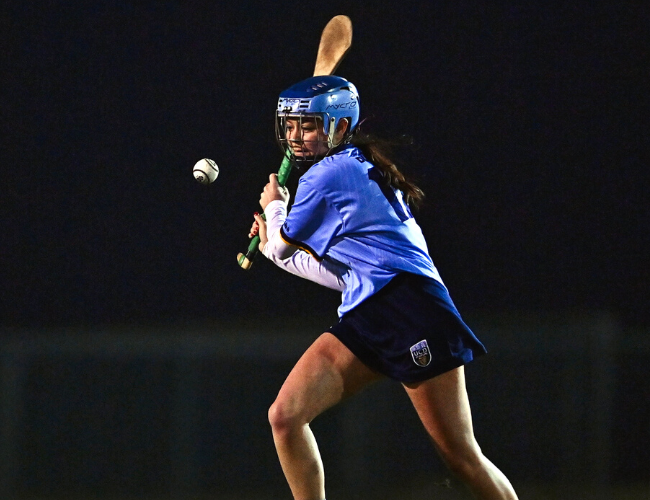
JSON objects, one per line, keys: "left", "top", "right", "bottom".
{"left": 193, "top": 158, "right": 219, "bottom": 185}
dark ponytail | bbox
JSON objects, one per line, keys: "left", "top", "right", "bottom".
{"left": 350, "top": 130, "right": 425, "bottom": 208}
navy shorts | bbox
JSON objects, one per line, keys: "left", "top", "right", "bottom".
{"left": 328, "top": 273, "right": 487, "bottom": 383}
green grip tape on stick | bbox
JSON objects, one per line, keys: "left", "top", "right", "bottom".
{"left": 237, "top": 152, "right": 292, "bottom": 270}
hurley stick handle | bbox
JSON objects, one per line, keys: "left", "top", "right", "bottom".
{"left": 237, "top": 152, "right": 292, "bottom": 270}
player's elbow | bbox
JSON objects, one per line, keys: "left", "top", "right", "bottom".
{"left": 276, "top": 242, "right": 297, "bottom": 260}
{"left": 262, "top": 236, "right": 297, "bottom": 261}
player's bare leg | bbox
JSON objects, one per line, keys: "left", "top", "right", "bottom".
{"left": 403, "top": 366, "right": 518, "bottom": 500}
{"left": 268, "top": 332, "right": 382, "bottom": 500}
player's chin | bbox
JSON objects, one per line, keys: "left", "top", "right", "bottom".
{"left": 294, "top": 147, "right": 326, "bottom": 158}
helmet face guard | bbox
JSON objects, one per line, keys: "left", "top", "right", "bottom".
{"left": 275, "top": 114, "right": 330, "bottom": 170}
{"left": 275, "top": 76, "right": 360, "bottom": 169}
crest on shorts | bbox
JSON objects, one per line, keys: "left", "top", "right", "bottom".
{"left": 410, "top": 340, "right": 432, "bottom": 367}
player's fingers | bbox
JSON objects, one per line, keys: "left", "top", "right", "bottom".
{"left": 254, "top": 213, "right": 268, "bottom": 239}
{"left": 248, "top": 212, "right": 261, "bottom": 238}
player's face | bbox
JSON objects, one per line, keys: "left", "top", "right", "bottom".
{"left": 284, "top": 118, "right": 329, "bottom": 158}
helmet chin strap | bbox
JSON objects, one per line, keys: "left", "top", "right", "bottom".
{"left": 292, "top": 156, "right": 316, "bottom": 171}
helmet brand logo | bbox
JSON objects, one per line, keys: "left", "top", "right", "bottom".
{"left": 326, "top": 101, "right": 357, "bottom": 110}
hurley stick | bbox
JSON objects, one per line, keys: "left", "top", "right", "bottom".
{"left": 237, "top": 15, "right": 352, "bottom": 270}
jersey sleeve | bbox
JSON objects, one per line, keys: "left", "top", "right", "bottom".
{"left": 280, "top": 177, "right": 342, "bottom": 260}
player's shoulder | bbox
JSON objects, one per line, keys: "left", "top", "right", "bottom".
{"left": 303, "top": 145, "right": 367, "bottom": 185}
{"left": 327, "top": 144, "right": 367, "bottom": 166}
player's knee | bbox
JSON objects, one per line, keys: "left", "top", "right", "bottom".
{"left": 268, "top": 397, "right": 302, "bottom": 435}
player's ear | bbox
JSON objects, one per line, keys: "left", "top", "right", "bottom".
{"left": 338, "top": 118, "right": 349, "bottom": 134}
{"left": 334, "top": 118, "right": 349, "bottom": 142}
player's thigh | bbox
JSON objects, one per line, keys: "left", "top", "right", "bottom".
{"left": 273, "top": 332, "right": 383, "bottom": 424}
{"left": 402, "top": 366, "right": 480, "bottom": 455}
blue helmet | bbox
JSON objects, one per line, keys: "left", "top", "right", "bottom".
{"left": 275, "top": 76, "right": 360, "bottom": 166}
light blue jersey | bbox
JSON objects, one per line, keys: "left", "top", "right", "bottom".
{"left": 280, "top": 145, "right": 443, "bottom": 316}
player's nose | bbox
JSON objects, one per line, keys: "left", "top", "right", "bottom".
{"left": 286, "top": 127, "right": 302, "bottom": 142}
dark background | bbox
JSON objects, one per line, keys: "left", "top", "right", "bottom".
{"left": 1, "top": 3, "right": 649, "bottom": 499}
{"left": 2, "top": 2, "right": 648, "bottom": 329}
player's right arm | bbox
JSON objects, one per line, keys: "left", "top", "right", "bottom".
{"left": 254, "top": 201, "right": 346, "bottom": 291}
{"left": 254, "top": 201, "right": 296, "bottom": 260}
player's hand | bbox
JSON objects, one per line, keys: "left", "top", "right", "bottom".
{"left": 252, "top": 213, "right": 268, "bottom": 251}
{"left": 259, "top": 174, "right": 289, "bottom": 210}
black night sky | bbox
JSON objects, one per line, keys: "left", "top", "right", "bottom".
{"left": 2, "top": 2, "right": 648, "bottom": 329}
